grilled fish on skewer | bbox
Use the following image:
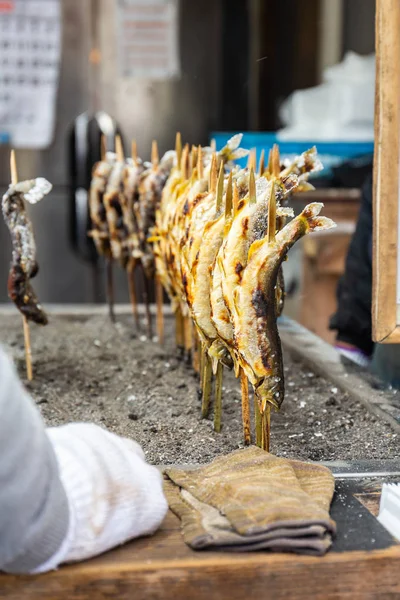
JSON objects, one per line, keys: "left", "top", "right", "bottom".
{"left": 104, "top": 158, "right": 130, "bottom": 267}
{"left": 88, "top": 152, "right": 116, "bottom": 257}
{"left": 122, "top": 156, "right": 145, "bottom": 262}
{"left": 2, "top": 178, "right": 52, "bottom": 324}
{"left": 210, "top": 177, "right": 295, "bottom": 369}
{"left": 152, "top": 135, "right": 249, "bottom": 312}
{"left": 211, "top": 148, "right": 322, "bottom": 362}
{"left": 231, "top": 203, "right": 336, "bottom": 412}
{"left": 138, "top": 150, "right": 175, "bottom": 279}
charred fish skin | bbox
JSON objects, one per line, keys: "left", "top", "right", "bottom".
{"left": 122, "top": 159, "right": 145, "bottom": 261}
{"left": 104, "top": 162, "right": 130, "bottom": 268}
{"left": 139, "top": 151, "right": 175, "bottom": 279}
{"left": 182, "top": 213, "right": 232, "bottom": 369}
{"left": 2, "top": 180, "right": 51, "bottom": 325}
{"left": 233, "top": 203, "right": 336, "bottom": 413}
{"left": 89, "top": 157, "right": 115, "bottom": 257}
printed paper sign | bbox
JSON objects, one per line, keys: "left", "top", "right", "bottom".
{"left": 117, "top": 0, "right": 180, "bottom": 79}
{"left": 0, "top": 0, "right": 61, "bottom": 148}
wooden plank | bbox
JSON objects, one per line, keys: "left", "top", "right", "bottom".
{"left": 372, "top": 0, "right": 400, "bottom": 342}
{"left": 1, "top": 518, "right": 400, "bottom": 600}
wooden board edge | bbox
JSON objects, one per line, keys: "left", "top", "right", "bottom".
{"left": 2, "top": 546, "right": 400, "bottom": 600}
{"left": 377, "top": 324, "right": 400, "bottom": 344}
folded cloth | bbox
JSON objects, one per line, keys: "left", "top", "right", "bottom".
{"left": 164, "top": 447, "right": 336, "bottom": 556}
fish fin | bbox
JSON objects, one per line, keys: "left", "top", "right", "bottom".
{"left": 247, "top": 237, "right": 266, "bottom": 261}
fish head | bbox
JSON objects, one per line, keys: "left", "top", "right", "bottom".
{"left": 255, "top": 374, "right": 284, "bottom": 412}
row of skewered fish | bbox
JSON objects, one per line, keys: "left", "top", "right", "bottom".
{"left": 88, "top": 138, "right": 175, "bottom": 331}
{"left": 151, "top": 134, "right": 336, "bottom": 446}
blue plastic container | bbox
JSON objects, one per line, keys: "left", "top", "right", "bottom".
{"left": 211, "top": 131, "right": 374, "bottom": 176}
{"left": 0, "top": 132, "right": 10, "bottom": 144}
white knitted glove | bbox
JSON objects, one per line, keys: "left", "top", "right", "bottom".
{"left": 32, "top": 423, "right": 167, "bottom": 573}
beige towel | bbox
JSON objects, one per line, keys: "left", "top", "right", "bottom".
{"left": 164, "top": 447, "right": 336, "bottom": 555}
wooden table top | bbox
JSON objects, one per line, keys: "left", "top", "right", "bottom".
{"left": 1, "top": 477, "right": 399, "bottom": 600}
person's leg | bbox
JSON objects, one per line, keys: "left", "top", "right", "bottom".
{"left": 329, "top": 173, "right": 374, "bottom": 365}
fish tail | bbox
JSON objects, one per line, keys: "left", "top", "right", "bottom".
{"left": 301, "top": 202, "right": 336, "bottom": 232}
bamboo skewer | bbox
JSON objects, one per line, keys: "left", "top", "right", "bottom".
{"left": 201, "top": 348, "right": 212, "bottom": 418}
{"left": 175, "top": 132, "right": 182, "bottom": 167}
{"left": 214, "top": 361, "right": 223, "bottom": 432}
{"left": 175, "top": 308, "right": 184, "bottom": 354}
{"left": 257, "top": 174, "right": 278, "bottom": 450}
{"left": 199, "top": 339, "right": 204, "bottom": 386}
{"left": 10, "top": 150, "right": 33, "bottom": 381}
{"left": 155, "top": 275, "right": 164, "bottom": 344}
{"left": 192, "top": 329, "right": 200, "bottom": 374}
{"left": 254, "top": 395, "right": 262, "bottom": 447}
{"left": 141, "top": 266, "right": 153, "bottom": 339}
{"left": 181, "top": 144, "right": 190, "bottom": 180}
{"left": 128, "top": 259, "right": 140, "bottom": 331}
{"left": 101, "top": 133, "right": 107, "bottom": 161}
{"left": 197, "top": 145, "right": 204, "bottom": 180}
{"left": 261, "top": 405, "right": 271, "bottom": 452}
{"left": 216, "top": 162, "right": 224, "bottom": 212}
{"left": 249, "top": 168, "right": 256, "bottom": 205}
{"left": 106, "top": 257, "right": 116, "bottom": 323}
{"left": 183, "top": 316, "right": 193, "bottom": 362}
{"left": 239, "top": 367, "right": 251, "bottom": 445}
{"left": 115, "top": 134, "right": 124, "bottom": 162}
{"left": 151, "top": 140, "right": 159, "bottom": 170}
{"left": 258, "top": 149, "right": 265, "bottom": 176}
{"left": 131, "top": 139, "right": 138, "bottom": 163}
{"left": 247, "top": 148, "right": 257, "bottom": 171}
{"left": 209, "top": 153, "right": 218, "bottom": 193}
{"left": 22, "top": 315, "right": 33, "bottom": 381}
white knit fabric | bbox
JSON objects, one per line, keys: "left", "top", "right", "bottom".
{"left": 31, "top": 423, "right": 167, "bottom": 573}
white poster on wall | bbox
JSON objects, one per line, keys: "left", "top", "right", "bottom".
{"left": 117, "top": 0, "right": 180, "bottom": 80}
{"left": 0, "top": 0, "right": 61, "bottom": 149}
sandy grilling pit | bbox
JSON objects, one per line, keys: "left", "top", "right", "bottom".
{"left": 0, "top": 312, "right": 398, "bottom": 465}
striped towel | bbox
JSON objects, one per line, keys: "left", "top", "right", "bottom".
{"left": 164, "top": 447, "right": 336, "bottom": 555}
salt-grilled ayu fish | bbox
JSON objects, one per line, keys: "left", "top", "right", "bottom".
{"left": 138, "top": 150, "right": 175, "bottom": 278}
{"left": 231, "top": 203, "right": 336, "bottom": 413}
{"left": 103, "top": 160, "right": 130, "bottom": 267}
{"left": 2, "top": 178, "right": 52, "bottom": 324}
{"left": 88, "top": 152, "right": 116, "bottom": 257}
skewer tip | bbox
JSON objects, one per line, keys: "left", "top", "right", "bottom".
{"left": 151, "top": 140, "right": 159, "bottom": 169}
{"left": 10, "top": 149, "right": 18, "bottom": 185}
{"left": 197, "top": 145, "right": 204, "bottom": 179}
{"left": 209, "top": 153, "right": 218, "bottom": 193}
{"left": 100, "top": 134, "right": 107, "bottom": 161}
{"left": 216, "top": 161, "right": 224, "bottom": 211}
{"left": 175, "top": 132, "right": 182, "bottom": 166}
{"left": 249, "top": 167, "right": 256, "bottom": 205}
{"left": 247, "top": 148, "right": 257, "bottom": 171}
{"left": 224, "top": 171, "right": 233, "bottom": 217}
{"left": 115, "top": 134, "right": 124, "bottom": 162}
{"left": 131, "top": 139, "right": 138, "bottom": 162}
{"left": 259, "top": 149, "right": 265, "bottom": 177}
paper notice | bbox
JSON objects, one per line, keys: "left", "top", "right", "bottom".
{"left": 117, "top": 0, "right": 180, "bottom": 80}
{"left": 0, "top": 0, "right": 61, "bottom": 149}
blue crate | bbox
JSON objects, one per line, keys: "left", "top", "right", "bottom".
{"left": 0, "top": 132, "right": 10, "bottom": 144}
{"left": 211, "top": 131, "right": 374, "bottom": 176}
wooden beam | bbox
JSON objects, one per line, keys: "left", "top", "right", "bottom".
{"left": 372, "top": 0, "right": 400, "bottom": 342}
